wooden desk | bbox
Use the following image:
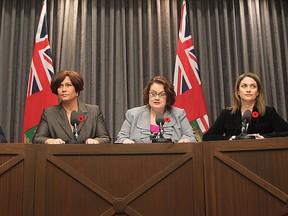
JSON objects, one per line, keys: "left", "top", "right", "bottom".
{"left": 204, "top": 138, "right": 288, "bottom": 216}
{"left": 0, "top": 144, "right": 35, "bottom": 216}
{"left": 1, "top": 138, "right": 288, "bottom": 216}
{"left": 34, "top": 143, "right": 204, "bottom": 216}
{"left": 0, "top": 143, "right": 204, "bottom": 216}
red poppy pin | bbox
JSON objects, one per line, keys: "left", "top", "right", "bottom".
{"left": 164, "top": 117, "right": 171, "bottom": 123}
{"left": 252, "top": 111, "right": 259, "bottom": 118}
{"left": 78, "top": 115, "right": 85, "bottom": 122}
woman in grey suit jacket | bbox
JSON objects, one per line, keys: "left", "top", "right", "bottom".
{"left": 33, "top": 70, "right": 110, "bottom": 144}
{"left": 115, "top": 76, "right": 197, "bottom": 143}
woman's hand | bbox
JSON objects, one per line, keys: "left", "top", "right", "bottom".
{"left": 123, "top": 139, "right": 135, "bottom": 144}
{"left": 45, "top": 138, "right": 65, "bottom": 144}
{"left": 253, "top": 133, "right": 264, "bottom": 139}
{"left": 178, "top": 139, "right": 191, "bottom": 143}
{"left": 85, "top": 138, "right": 100, "bottom": 144}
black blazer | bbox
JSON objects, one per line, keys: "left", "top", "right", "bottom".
{"left": 0, "top": 126, "right": 7, "bottom": 143}
{"left": 203, "top": 106, "right": 288, "bottom": 141}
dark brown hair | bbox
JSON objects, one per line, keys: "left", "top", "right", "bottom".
{"left": 50, "top": 70, "right": 84, "bottom": 95}
{"left": 143, "top": 76, "right": 176, "bottom": 106}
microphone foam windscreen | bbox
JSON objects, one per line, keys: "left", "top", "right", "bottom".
{"left": 70, "top": 110, "right": 80, "bottom": 126}
{"left": 242, "top": 110, "right": 252, "bottom": 123}
{"left": 155, "top": 112, "right": 165, "bottom": 126}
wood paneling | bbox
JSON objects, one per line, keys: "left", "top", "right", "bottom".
{"left": 0, "top": 144, "right": 35, "bottom": 216}
{"left": 34, "top": 143, "right": 205, "bottom": 216}
{"left": 1, "top": 139, "right": 288, "bottom": 215}
{"left": 203, "top": 138, "right": 288, "bottom": 216}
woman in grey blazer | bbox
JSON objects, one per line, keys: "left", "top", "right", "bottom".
{"left": 33, "top": 70, "right": 110, "bottom": 144}
{"left": 115, "top": 76, "right": 197, "bottom": 143}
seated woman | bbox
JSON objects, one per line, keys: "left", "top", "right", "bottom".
{"left": 115, "top": 75, "right": 197, "bottom": 143}
{"left": 203, "top": 72, "right": 288, "bottom": 141}
{"left": 33, "top": 70, "right": 111, "bottom": 144}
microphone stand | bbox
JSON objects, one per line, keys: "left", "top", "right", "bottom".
{"left": 235, "top": 121, "right": 255, "bottom": 140}
{"left": 151, "top": 122, "right": 172, "bottom": 143}
{"left": 73, "top": 123, "right": 79, "bottom": 142}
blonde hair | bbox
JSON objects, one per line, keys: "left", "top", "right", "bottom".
{"left": 230, "top": 72, "right": 266, "bottom": 116}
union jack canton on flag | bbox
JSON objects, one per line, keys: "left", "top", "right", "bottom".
{"left": 22, "top": 0, "right": 58, "bottom": 143}
{"left": 173, "top": 0, "right": 209, "bottom": 141}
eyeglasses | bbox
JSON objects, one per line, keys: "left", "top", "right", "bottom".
{"left": 149, "top": 91, "right": 166, "bottom": 98}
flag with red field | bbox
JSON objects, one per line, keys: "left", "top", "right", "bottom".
{"left": 22, "top": 0, "right": 58, "bottom": 143}
{"left": 173, "top": 0, "right": 209, "bottom": 141}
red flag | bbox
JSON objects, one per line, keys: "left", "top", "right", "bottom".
{"left": 22, "top": 0, "right": 58, "bottom": 143}
{"left": 173, "top": 0, "right": 209, "bottom": 141}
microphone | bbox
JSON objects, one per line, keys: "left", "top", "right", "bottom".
{"left": 241, "top": 110, "right": 252, "bottom": 134}
{"left": 156, "top": 112, "right": 165, "bottom": 138}
{"left": 70, "top": 110, "right": 80, "bottom": 142}
{"left": 235, "top": 110, "right": 255, "bottom": 140}
{"left": 151, "top": 112, "right": 172, "bottom": 143}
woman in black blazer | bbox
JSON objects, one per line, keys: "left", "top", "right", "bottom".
{"left": 33, "top": 70, "right": 111, "bottom": 144}
{"left": 203, "top": 72, "right": 288, "bottom": 141}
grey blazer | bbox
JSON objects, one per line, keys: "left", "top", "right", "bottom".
{"left": 33, "top": 102, "right": 111, "bottom": 144}
{"left": 115, "top": 105, "right": 197, "bottom": 143}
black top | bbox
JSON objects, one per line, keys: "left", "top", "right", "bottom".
{"left": 0, "top": 126, "right": 7, "bottom": 143}
{"left": 203, "top": 106, "right": 288, "bottom": 141}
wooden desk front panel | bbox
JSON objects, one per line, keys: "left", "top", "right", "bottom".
{"left": 0, "top": 144, "right": 35, "bottom": 216}
{"left": 204, "top": 138, "right": 288, "bottom": 216}
{"left": 3, "top": 138, "right": 288, "bottom": 216}
{"left": 34, "top": 143, "right": 205, "bottom": 216}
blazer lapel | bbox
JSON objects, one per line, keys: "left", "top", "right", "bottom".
{"left": 136, "top": 107, "right": 152, "bottom": 142}
{"left": 77, "top": 102, "right": 88, "bottom": 132}
{"left": 160, "top": 110, "right": 176, "bottom": 140}
{"left": 235, "top": 109, "right": 242, "bottom": 131}
{"left": 246, "top": 106, "right": 257, "bottom": 133}
{"left": 55, "top": 104, "right": 74, "bottom": 139}
{"left": 136, "top": 108, "right": 150, "bottom": 130}
{"left": 162, "top": 110, "right": 176, "bottom": 128}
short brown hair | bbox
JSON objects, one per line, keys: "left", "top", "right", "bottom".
{"left": 143, "top": 76, "right": 176, "bottom": 106}
{"left": 50, "top": 70, "right": 84, "bottom": 95}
